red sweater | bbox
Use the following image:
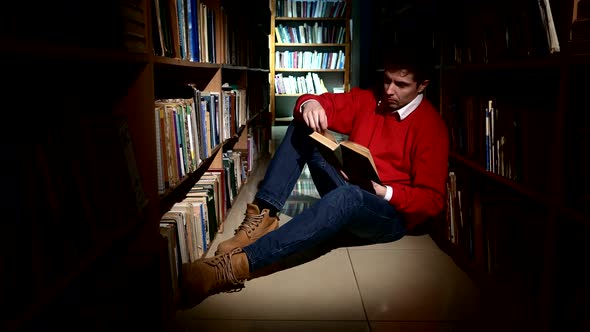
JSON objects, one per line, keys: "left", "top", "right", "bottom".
{"left": 293, "top": 88, "right": 449, "bottom": 230}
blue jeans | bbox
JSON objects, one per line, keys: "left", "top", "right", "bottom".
{"left": 242, "top": 121, "right": 406, "bottom": 272}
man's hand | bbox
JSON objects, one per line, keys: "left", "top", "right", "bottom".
{"left": 372, "top": 181, "right": 387, "bottom": 198}
{"left": 302, "top": 100, "right": 328, "bottom": 132}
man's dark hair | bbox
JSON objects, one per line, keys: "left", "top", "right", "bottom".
{"left": 381, "top": 44, "right": 434, "bottom": 85}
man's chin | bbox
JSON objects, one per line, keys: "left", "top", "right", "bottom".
{"left": 384, "top": 102, "right": 399, "bottom": 110}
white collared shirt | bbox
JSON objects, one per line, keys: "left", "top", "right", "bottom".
{"left": 391, "top": 93, "right": 423, "bottom": 120}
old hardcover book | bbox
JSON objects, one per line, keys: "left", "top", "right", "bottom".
{"left": 308, "top": 130, "right": 381, "bottom": 194}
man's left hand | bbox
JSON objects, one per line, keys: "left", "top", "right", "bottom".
{"left": 372, "top": 181, "right": 387, "bottom": 198}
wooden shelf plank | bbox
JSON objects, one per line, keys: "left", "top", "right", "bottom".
{"left": 275, "top": 17, "right": 347, "bottom": 21}
{"left": 449, "top": 152, "right": 590, "bottom": 226}
{"left": 275, "top": 43, "right": 347, "bottom": 47}
{"left": 152, "top": 56, "right": 221, "bottom": 68}
{"left": 449, "top": 152, "right": 549, "bottom": 204}
{"left": 1, "top": 38, "right": 151, "bottom": 64}
{"left": 159, "top": 145, "right": 223, "bottom": 216}
{"left": 275, "top": 68, "right": 345, "bottom": 72}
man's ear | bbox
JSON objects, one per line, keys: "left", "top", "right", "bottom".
{"left": 417, "top": 80, "right": 430, "bottom": 94}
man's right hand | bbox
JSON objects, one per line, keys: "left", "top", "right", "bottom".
{"left": 301, "top": 100, "right": 328, "bottom": 132}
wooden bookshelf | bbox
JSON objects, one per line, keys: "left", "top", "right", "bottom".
{"left": 434, "top": 0, "right": 590, "bottom": 330}
{"left": 269, "top": 0, "right": 352, "bottom": 123}
{"left": 0, "top": 0, "right": 271, "bottom": 330}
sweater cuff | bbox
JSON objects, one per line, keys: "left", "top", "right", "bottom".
{"left": 384, "top": 185, "right": 393, "bottom": 201}
{"left": 299, "top": 99, "right": 318, "bottom": 113}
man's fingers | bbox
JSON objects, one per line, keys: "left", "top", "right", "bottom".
{"left": 306, "top": 110, "right": 321, "bottom": 131}
{"left": 319, "top": 112, "right": 328, "bottom": 131}
{"left": 306, "top": 113, "right": 316, "bottom": 131}
{"left": 304, "top": 112, "right": 315, "bottom": 130}
{"left": 302, "top": 103, "right": 327, "bottom": 132}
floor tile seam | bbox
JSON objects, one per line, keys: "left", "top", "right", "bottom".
{"left": 345, "top": 248, "right": 372, "bottom": 327}
{"left": 346, "top": 248, "right": 448, "bottom": 254}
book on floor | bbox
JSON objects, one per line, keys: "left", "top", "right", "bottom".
{"left": 309, "top": 130, "right": 381, "bottom": 194}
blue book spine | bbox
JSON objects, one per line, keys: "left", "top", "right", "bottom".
{"left": 186, "top": 0, "right": 195, "bottom": 61}
{"left": 199, "top": 203, "right": 208, "bottom": 252}
{"left": 200, "top": 98, "right": 209, "bottom": 157}
{"left": 213, "top": 94, "right": 220, "bottom": 145}
{"left": 191, "top": 0, "right": 200, "bottom": 62}
{"left": 207, "top": 95, "right": 216, "bottom": 146}
{"left": 210, "top": 8, "right": 216, "bottom": 63}
{"left": 177, "top": 0, "right": 187, "bottom": 60}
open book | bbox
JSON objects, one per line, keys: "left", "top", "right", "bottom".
{"left": 309, "top": 131, "right": 381, "bottom": 194}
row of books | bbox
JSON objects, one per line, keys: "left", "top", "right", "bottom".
{"left": 274, "top": 72, "right": 329, "bottom": 95}
{"left": 443, "top": 0, "right": 559, "bottom": 64}
{"left": 446, "top": 171, "right": 488, "bottom": 272}
{"left": 446, "top": 172, "right": 464, "bottom": 247}
{"left": 290, "top": 165, "right": 320, "bottom": 198}
{"left": 159, "top": 150, "right": 248, "bottom": 298}
{"left": 445, "top": 170, "right": 544, "bottom": 277}
{"left": 152, "top": 0, "right": 217, "bottom": 61}
{"left": 276, "top": 0, "right": 347, "bottom": 18}
{"left": 275, "top": 23, "right": 346, "bottom": 44}
{"left": 120, "top": 0, "right": 150, "bottom": 53}
{"left": 275, "top": 50, "right": 345, "bottom": 70}
{"left": 244, "top": 131, "right": 260, "bottom": 175}
{"left": 246, "top": 124, "right": 271, "bottom": 172}
{"left": 445, "top": 96, "right": 522, "bottom": 182}
{"left": 154, "top": 86, "right": 248, "bottom": 195}
{"left": 153, "top": 0, "right": 262, "bottom": 65}
{"left": 281, "top": 166, "right": 320, "bottom": 216}
{"left": 446, "top": 171, "right": 504, "bottom": 276}
{"left": 155, "top": 92, "right": 218, "bottom": 193}
{"left": 483, "top": 99, "right": 519, "bottom": 178}
{"left": 222, "top": 85, "right": 249, "bottom": 140}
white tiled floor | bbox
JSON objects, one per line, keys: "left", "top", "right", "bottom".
{"left": 174, "top": 126, "right": 483, "bottom": 331}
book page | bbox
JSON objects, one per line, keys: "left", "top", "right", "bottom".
{"left": 309, "top": 131, "right": 343, "bottom": 169}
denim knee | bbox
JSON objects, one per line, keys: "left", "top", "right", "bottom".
{"left": 326, "top": 185, "right": 364, "bottom": 210}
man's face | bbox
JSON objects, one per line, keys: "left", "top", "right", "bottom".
{"left": 381, "top": 69, "right": 429, "bottom": 111}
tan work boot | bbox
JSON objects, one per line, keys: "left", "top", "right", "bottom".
{"left": 215, "top": 203, "right": 279, "bottom": 255}
{"left": 179, "top": 247, "right": 249, "bottom": 309}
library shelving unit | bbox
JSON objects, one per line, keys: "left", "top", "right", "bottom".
{"left": 430, "top": 0, "right": 590, "bottom": 330}
{"left": 0, "top": 0, "right": 270, "bottom": 331}
{"left": 270, "top": 0, "right": 352, "bottom": 124}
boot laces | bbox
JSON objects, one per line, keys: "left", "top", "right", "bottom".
{"left": 235, "top": 211, "right": 265, "bottom": 236}
{"left": 206, "top": 248, "right": 245, "bottom": 292}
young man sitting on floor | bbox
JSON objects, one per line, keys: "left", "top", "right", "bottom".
{"left": 180, "top": 45, "right": 449, "bottom": 308}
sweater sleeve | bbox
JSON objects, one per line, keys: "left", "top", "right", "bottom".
{"left": 292, "top": 88, "right": 375, "bottom": 134}
{"left": 389, "top": 117, "right": 449, "bottom": 229}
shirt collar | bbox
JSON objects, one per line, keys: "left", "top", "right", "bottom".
{"left": 393, "top": 94, "right": 423, "bottom": 120}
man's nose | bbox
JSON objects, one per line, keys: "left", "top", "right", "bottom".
{"left": 385, "top": 83, "right": 396, "bottom": 94}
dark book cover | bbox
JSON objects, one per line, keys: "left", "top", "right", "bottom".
{"left": 309, "top": 131, "right": 380, "bottom": 194}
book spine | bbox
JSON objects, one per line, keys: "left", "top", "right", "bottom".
{"left": 485, "top": 106, "right": 490, "bottom": 171}
{"left": 155, "top": 107, "right": 165, "bottom": 194}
